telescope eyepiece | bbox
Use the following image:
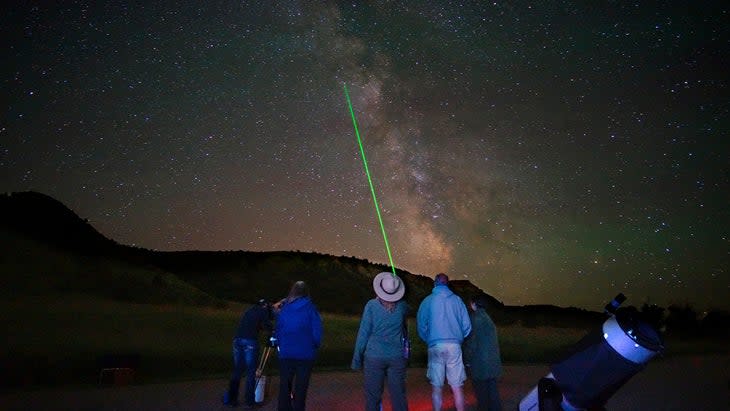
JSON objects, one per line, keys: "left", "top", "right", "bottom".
{"left": 604, "top": 293, "right": 626, "bottom": 315}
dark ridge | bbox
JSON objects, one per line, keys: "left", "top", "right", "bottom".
{"left": 1, "top": 191, "right": 605, "bottom": 324}
{"left": 0, "top": 191, "right": 118, "bottom": 255}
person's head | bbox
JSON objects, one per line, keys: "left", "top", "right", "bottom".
{"left": 434, "top": 273, "right": 449, "bottom": 286}
{"left": 469, "top": 295, "right": 488, "bottom": 311}
{"left": 287, "top": 280, "right": 309, "bottom": 301}
{"left": 373, "top": 272, "right": 405, "bottom": 302}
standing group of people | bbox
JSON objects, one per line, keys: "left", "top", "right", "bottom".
{"left": 354, "top": 272, "right": 502, "bottom": 411}
{"left": 224, "top": 272, "right": 502, "bottom": 411}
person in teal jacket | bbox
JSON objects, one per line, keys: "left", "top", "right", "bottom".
{"left": 463, "top": 295, "right": 503, "bottom": 411}
{"left": 417, "top": 273, "right": 472, "bottom": 411}
{"left": 351, "top": 272, "right": 410, "bottom": 411}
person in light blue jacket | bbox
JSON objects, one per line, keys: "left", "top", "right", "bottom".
{"left": 274, "top": 281, "right": 323, "bottom": 411}
{"left": 417, "top": 273, "right": 472, "bottom": 411}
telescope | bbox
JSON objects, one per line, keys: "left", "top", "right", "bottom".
{"left": 519, "top": 294, "right": 664, "bottom": 411}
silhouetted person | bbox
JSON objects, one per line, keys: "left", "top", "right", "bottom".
{"left": 464, "top": 296, "right": 503, "bottom": 411}
{"left": 224, "top": 298, "right": 272, "bottom": 408}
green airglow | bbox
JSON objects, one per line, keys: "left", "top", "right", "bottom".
{"left": 343, "top": 83, "right": 397, "bottom": 277}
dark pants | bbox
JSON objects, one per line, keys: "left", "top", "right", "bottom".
{"left": 473, "top": 378, "right": 502, "bottom": 411}
{"left": 277, "top": 358, "right": 314, "bottom": 411}
{"left": 227, "top": 338, "right": 259, "bottom": 406}
{"left": 364, "top": 356, "right": 408, "bottom": 411}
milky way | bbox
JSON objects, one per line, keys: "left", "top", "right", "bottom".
{"left": 2, "top": 2, "right": 728, "bottom": 310}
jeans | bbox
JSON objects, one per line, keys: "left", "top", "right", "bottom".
{"left": 277, "top": 358, "right": 314, "bottom": 411}
{"left": 364, "top": 356, "right": 408, "bottom": 411}
{"left": 228, "top": 338, "right": 259, "bottom": 406}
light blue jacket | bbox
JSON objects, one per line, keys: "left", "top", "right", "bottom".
{"left": 416, "top": 285, "right": 471, "bottom": 347}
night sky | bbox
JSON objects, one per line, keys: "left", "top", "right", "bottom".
{"left": 2, "top": 2, "right": 728, "bottom": 311}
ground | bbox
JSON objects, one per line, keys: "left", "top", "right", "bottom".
{"left": 1, "top": 355, "right": 728, "bottom": 410}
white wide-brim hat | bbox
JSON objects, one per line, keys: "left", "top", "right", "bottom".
{"left": 373, "top": 272, "right": 405, "bottom": 302}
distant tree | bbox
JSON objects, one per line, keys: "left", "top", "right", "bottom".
{"left": 665, "top": 304, "right": 699, "bottom": 337}
{"left": 640, "top": 303, "right": 665, "bottom": 331}
{"left": 699, "top": 310, "right": 730, "bottom": 339}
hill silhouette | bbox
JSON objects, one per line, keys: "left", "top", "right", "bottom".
{"left": 0, "top": 191, "right": 603, "bottom": 326}
{"left": 0, "top": 191, "right": 119, "bottom": 254}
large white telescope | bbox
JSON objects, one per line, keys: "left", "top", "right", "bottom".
{"left": 519, "top": 294, "right": 664, "bottom": 411}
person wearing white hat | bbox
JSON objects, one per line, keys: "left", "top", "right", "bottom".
{"left": 351, "top": 272, "right": 410, "bottom": 411}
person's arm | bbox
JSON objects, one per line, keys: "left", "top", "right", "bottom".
{"left": 311, "top": 305, "right": 323, "bottom": 349}
{"left": 351, "top": 302, "right": 373, "bottom": 370}
{"left": 272, "top": 298, "right": 286, "bottom": 314}
{"left": 416, "top": 300, "right": 429, "bottom": 343}
{"left": 273, "top": 304, "right": 285, "bottom": 343}
{"left": 401, "top": 302, "right": 410, "bottom": 337}
{"left": 459, "top": 299, "right": 472, "bottom": 338}
{"left": 462, "top": 315, "right": 475, "bottom": 365}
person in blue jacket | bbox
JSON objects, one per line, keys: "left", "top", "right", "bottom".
{"left": 417, "top": 273, "right": 472, "bottom": 411}
{"left": 273, "top": 281, "right": 323, "bottom": 411}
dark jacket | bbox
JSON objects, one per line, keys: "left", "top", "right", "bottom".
{"left": 275, "top": 296, "right": 323, "bottom": 360}
{"left": 234, "top": 304, "right": 272, "bottom": 340}
{"left": 463, "top": 308, "right": 502, "bottom": 380}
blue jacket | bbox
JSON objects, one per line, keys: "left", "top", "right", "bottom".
{"left": 417, "top": 285, "right": 471, "bottom": 347}
{"left": 275, "top": 296, "right": 323, "bottom": 360}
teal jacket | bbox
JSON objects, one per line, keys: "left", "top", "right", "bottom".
{"left": 416, "top": 285, "right": 471, "bottom": 347}
{"left": 463, "top": 308, "right": 502, "bottom": 380}
{"left": 351, "top": 299, "right": 408, "bottom": 369}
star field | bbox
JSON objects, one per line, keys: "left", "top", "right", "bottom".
{"left": 2, "top": 2, "right": 728, "bottom": 310}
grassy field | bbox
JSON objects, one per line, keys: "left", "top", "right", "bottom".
{"left": 2, "top": 296, "right": 241, "bottom": 387}
{"left": 1, "top": 296, "right": 726, "bottom": 389}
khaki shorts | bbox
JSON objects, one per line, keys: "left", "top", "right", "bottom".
{"left": 426, "top": 342, "right": 466, "bottom": 387}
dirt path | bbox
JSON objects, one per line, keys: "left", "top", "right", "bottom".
{"left": 2, "top": 355, "right": 728, "bottom": 410}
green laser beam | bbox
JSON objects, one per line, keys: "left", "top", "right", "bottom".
{"left": 343, "top": 83, "right": 397, "bottom": 277}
